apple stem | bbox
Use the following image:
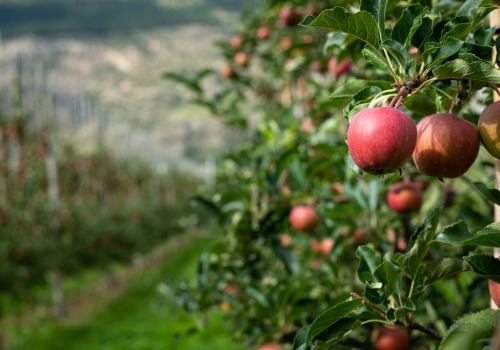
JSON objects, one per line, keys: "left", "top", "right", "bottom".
{"left": 388, "top": 86, "right": 410, "bottom": 108}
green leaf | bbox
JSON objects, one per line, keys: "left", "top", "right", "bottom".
{"left": 314, "top": 318, "right": 362, "bottom": 347}
{"left": 422, "top": 258, "right": 470, "bottom": 286}
{"left": 425, "top": 37, "right": 464, "bottom": 73}
{"left": 356, "top": 245, "right": 383, "bottom": 284}
{"left": 411, "top": 16, "right": 433, "bottom": 50}
{"left": 329, "top": 80, "right": 392, "bottom": 108}
{"left": 360, "top": 0, "right": 387, "bottom": 41}
{"left": 362, "top": 46, "right": 392, "bottom": 74}
{"left": 444, "top": 6, "right": 496, "bottom": 41}
{"left": 404, "top": 92, "right": 437, "bottom": 116}
{"left": 457, "top": 0, "right": 493, "bottom": 17}
{"left": 383, "top": 39, "right": 411, "bottom": 71}
{"left": 306, "top": 299, "right": 364, "bottom": 343}
{"left": 376, "top": 257, "right": 402, "bottom": 298}
{"left": 439, "top": 309, "right": 500, "bottom": 350}
{"left": 434, "top": 221, "right": 500, "bottom": 247}
{"left": 433, "top": 58, "right": 500, "bottom": 84}
{"left": 398, "top": 207, "right": 441, "bottom": 279}
{"left": 468, "top": 181, "right": 500, "bottom": 205}
{"left": 301, "top": 7, "right": 382, "bottom": 50}
{"left": 392, "top": 4, "right": 426, "bottom": 48}
{"left": 293, "top": 325, "right": 310, "bottom": 350}
{"left": 463, "top": 255, "right": 500, "bottom": 284}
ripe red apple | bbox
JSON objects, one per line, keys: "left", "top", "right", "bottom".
{"left": 219, "top": 64, "right": 235, "bottom": 79}
{"left": 347, "top": 107, "right": 417, "bottom": 175}
{"left": 280, "top": 37, "right": 293, "bottom": 51}
{"left": 280, "top": 233, "right": 292, "bottom": 247}
{"left": 234, "top": 52, "right": 250, "bottom": 67}
{"left": 489, "top": 280, "right": 500, "bottom": 307}
{"left": 413, "top": 113, "right": 479, "bottom": 178}
{"left": 289, "top": 205, "right": 319, "bottom": 232}
{"left": 328, "top": 57, "right": 352, "bottom": 77}
{"left": 258, "top": 344, "right": 283, "bottom": 350}
{"left": 230, "top": 34, "right": 243, "bottom": 49}
{"left": 478, "top": 100, "right": 500, "bottom": 159}
{"left": 375, "top": 326, "right": 410, "bottom": 350}
{"left": 278, "top": 6, "right": 303, "bottom": 27}
{"left": 300, "top": 118, "right": 314, "bottom": 133}
{"left": 386, "top": 181, "right": 423, "bottom": 214}
{"left": 319, "top": 238, "right": 335, "bottom": 256}
{"left": 256, "top": 25, "right": 271, "bottom": 40}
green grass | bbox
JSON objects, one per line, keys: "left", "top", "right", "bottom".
{"left": 6, "top": 236, "right": 245, "bottom": 350}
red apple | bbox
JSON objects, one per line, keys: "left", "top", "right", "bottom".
{"left": 219, "top": 64, "right": 235, "bottom": 79}
{"left": 328, "top": 57, "right": 352, "bottom": 77}
{"left": 347, "top": 107, "right": 417, "bottom": 175}
{"left": 386, "top": 181, "right": 423, "bottom": 214}
{"left": 258, "top": 344, "right": 283, "bottom": 350}
{"left": 256, "top": 26, "right": 271, "bottom": 40}
{"left": 351, "top": 228, "right": 367, "bottom": 245}
{"left": 278, "top": 6, "right": 303, "bottom": 27}
{"left": 319, "top": 238, "right": 335, "bottom": 256}
{"left": 230, "top": 34, "right": 243, "bottom": 49}
{"left": 478, "top": 100, "right": 500, "bottom": 159}
{"left": 413, "top": 113, "right": 479, "bottom": 178}
{"left": 300, "top": 118, "right": 314, "bottom": 133}
{"left": 375, "top": 326, "right": 410, "bottom": 350}
{"left": 490, "top": 280, "right": 500, "bottom": 307}
{"left": 280, "top": 233, "right": 292, "bottom": 247}
{"left": 280, "top": 37, "right": 293, "bottom": 51}
{"left": 289, "top": 205, "right": 319, "bottom": 232}
{"left": 234, "top": 52, "right": 250, "bottom": 67}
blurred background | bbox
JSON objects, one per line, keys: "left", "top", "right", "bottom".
{"left": 0, "top": 1, "right": 244, "bottom": 349}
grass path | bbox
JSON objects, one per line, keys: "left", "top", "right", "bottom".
{"left": 6, "top": 234, "right": 245, "bottom": 350}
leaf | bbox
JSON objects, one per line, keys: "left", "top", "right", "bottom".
{"left": 398, "top": 207, "right": 441, "bottom": 279}
{"left": 376, "top": 257, "right": 402, "bottom": 298}
{"left": 314, "top": 318, "right": 362, "bottom": 348}
{"left": 360, "top": 0, "right": 387, "bottom": 40}
{"left": 439, "top": 308, "right": 500, "bottom": 350}
{"left": 444, "top": 6, "right": 496, "bottom": 41}
{"left": 301, "top": 7, "right": 382, "bottom": 50}
{"left": 362, "top": 46, "right": 393, "bottom": 74}
{"left": 457, "top": 0, "right": 493, "bottom": 17}
{"left": 293, "top": 325, "right": 310, "bottom": 350}
{"left": 404, "top": 92, "right": 437, "bottom": 116}
{"left": 190, "top": 196, "right": 223, "bottom": 223}
{"left": 422, "top": 258, "right": 470, "bottom": 286}
{"left": 433, "top": 58, "right": 500, "bottom": 84}
{"left": 306, "top": 299, "right": 364, "bottom": 343}
{"left": 411, "top": 16, "right": 433, "bottom": 50}
{"left": 467, "top": 181, "right": 500, "bottom": 206}
{"left": 329, "top": 80, "right": 392, "bottom": 108}
{"left": 434, "top": 221, "right": 500, "bottom": 247}
{"left": 383, "top": 39, "right": 411, "bottom": 71}
{"left": 392, "top": 4, "right": 427, "bottom": 48}
{"left": 356, "top": 246, "right": 383, "bottom": 284}
{"left": 425, "top": 37, "right": 464, "bottom": 73}
{"left": 463, "top": 255, "right": 500, "bottom": 284}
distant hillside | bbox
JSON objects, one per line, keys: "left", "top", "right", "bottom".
{"left": 0, "top": 0, "right": 244, "bottom": 38}
{"left": 0, "top": 0, "right": 244, "bottom": 173}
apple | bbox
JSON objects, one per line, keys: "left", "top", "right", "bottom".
{"left": 234, "top": 52, "right": 250, "bottom": 67}
{"left": 256, "top": 25, "right": 271, "bottom": 41}
{"left": 413, "top": 113, "right": 479, "bottom": 178}
{"left": 347, "top": 107, "right": 417, "bottom": 175}
{"left": 490, "top": 280, "right": 500, "bottom": 307}
{"left": 280, "top": 233, "right": 292, "bottom": 247}
{"left": 319, "top": 238, "right": 335, "bottom": 256}
{"left": 280, "top": 37, "right": 293, "bottom": 51}
{"left": 230, "top": 34, "right": 243, "bottom": 49}
{"left": 258, "top": 344, "right": 283, "bottom": 350}
{"left": 386, "top": 181, "right": 423, "bottom": 214}
{"left": 351, "top": 228, "right": 367, "bottom": 245}
{"left": 289, "top": 205, "right": 319, "bottom": 232}
{"left": 478, "top": 100, "right": 500, "bottom": 159}
{"left": 328, "top": 57, "right": 352, "bottom": 77}
{"left": 300, "top": 118, "right": 314, "bottom": 133}
{"left": 375, "top": 326, "right": 410, "bottom": 350}
{"left": 278, "top": 6, "right": 303, "bottom": 27}
{"left": 219, "top": 64, "right": 235, "bottom": 79}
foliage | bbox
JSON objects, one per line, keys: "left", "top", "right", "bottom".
{"left": 166, "top": 0, "right": 500, "bottom": 349}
